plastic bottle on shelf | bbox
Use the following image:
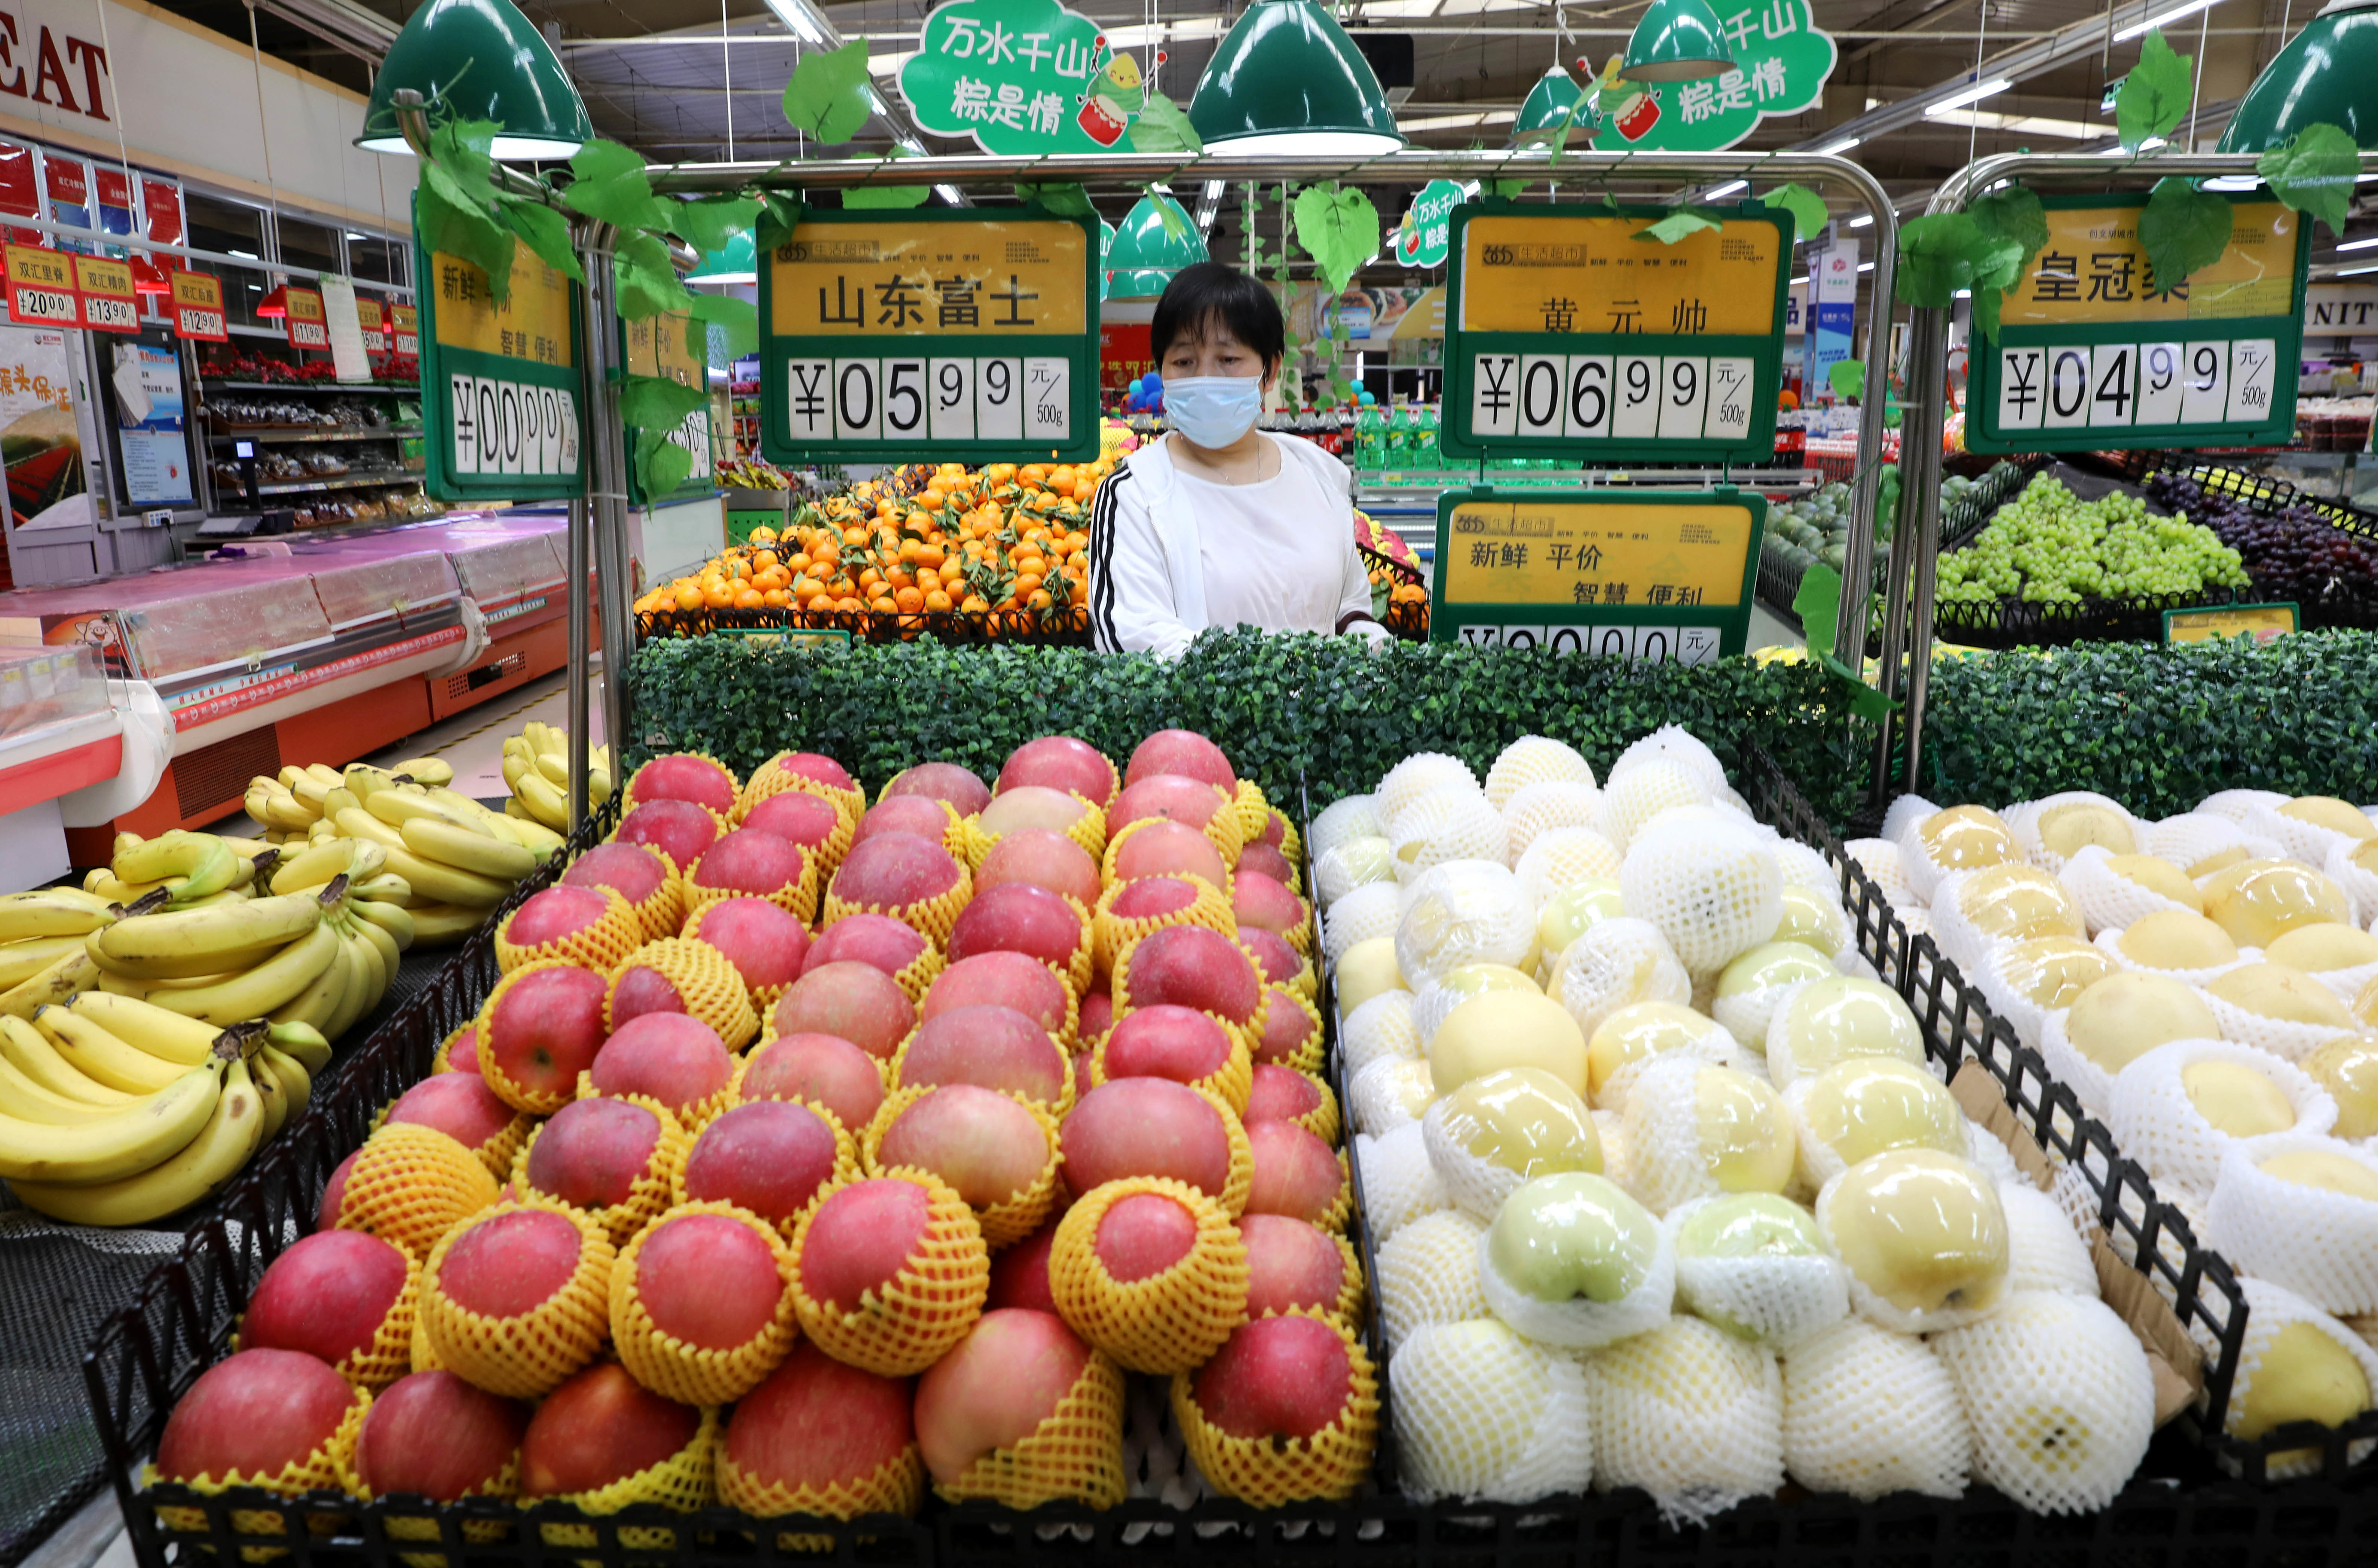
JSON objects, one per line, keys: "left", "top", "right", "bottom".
{"left": 1357, "top": 401, "right": 1386, "bottom": 472}
{"left": 1417, "top": 404, "right": 1441, "bottom": 471}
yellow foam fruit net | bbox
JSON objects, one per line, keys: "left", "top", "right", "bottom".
{"left": 862, "top": 1087, "right": 1061, "bottom": 1249}
{"left": 625, "top": 752, "right": 742, "bottom": 817}
{"left": 1088, "top": 1012, "right": 1252, "bottom": 1118}
{"left": 1090, "top": 869, "right": 1237, "bottom": 978}
{"left": 328, "top": 1246, "right": 421, "bottom": 1391}
{"left": 1048, "top": 1176, "right": 1249, "bottom": 1374}
{"left": 408, "top": 1308, "right": 442, "bottom": 1375}
{"left": 418, "top": 1196, "right": 616, "bottom": 1399}
{"left": 716, "top": 1442, "right": 924, "bottom": 1553}
{"left": 788, "top": 1169, "right": 989, "bottom": 1376}
{"left": 741, "top": 752, "right": 864, "bottom": 826}
{"left": 475, "top": 961, "right": 607, "bottom": 1117}
{"left": 343, "top": 1451, "right": 518, "bottom": 1568}
{"left": 149, "top": 1393, "right": 369, "bottom": 1562}
{"left": 889, "top": 1028, "right": 1075, "bottom": 1119}
{"left": 1277, "top": 1070, "right": 1341, "bottom": 1145}
{"left": 1233, "top": 780, "right": 1273, "bottom": 847}
{"left": 823, "top": 856, "right": 975, "bottom": 951}
{"left": 615, "top": 805, "right": 733, "bottom": 883}
{"left": 1301, "top": 1150, "right": 1356, "bottom": 1236}
{"left": 1324, "top": 1231, "right": 1368, "bottom": 1326}
{"left": 511, "top": 1093, "right": 692, "bottom": 1249}
{"left": 587, "top": 842, "right": 690, "bottom": 943}
{"left": 672, "top": 1095, "right": 856, "bottom": 1217}
{"left": 495, "top": 886, "right": 643, "bottom": 977}
{"left": 574, "top": 1065, "right": 732, "bottom": 1136}
{"left": 932, "top": 1347, "right": 1128, "bottom": 1510}
{"left": 365, "top": 1095, "right": 531, "bottom": 1183}
{"left": 739, "top": 783, "right": 859, "bottom": 887}
{"left": 1172, "top": 1309, "right": 1378, "bottom": 1506}
{"left": 1255, "top": 989, "right": 1325, "bottom": 1074}
{"left": 334, "top": 1123, "right": 499, "bottom": 1262}
{"left": 611, "top": 1201, "right": 798, "bottom": 1405}
{"left": 604, "top": 939, "right": 760, "bottom": 1052}
{"left": 1110, "top": 936, "right": 1271, "bottom": 1048}
{"left": 963, "top": 791, "right": 1107, "bottom": 870}
{"left": 682, "top": 899, "right": 796, "bottom": 1015}
{"left": 1041, "top": 893, "right": 1097, "bottom": 995}
{"left": 685, "top": 849, "right": 821, "bottom": 928}
{"left": 533, "top": 1406, "right": 718, "bottom": 1556}
{"left": 884, "top": 942, "right": 948, "bottom": 1007}
{"left": 429, "top": 1022, "right": 475, "bottom": 1076}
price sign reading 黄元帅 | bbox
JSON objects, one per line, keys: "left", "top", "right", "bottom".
{"left": 1429, "top": 488, "right": 1766, "bottom": 661}
{"left": 623, "top": 308, "right": 715, "bottom": 504}
{"left": 73, "top": 255, "right": 135, "bottom": 332}
{"left": 1442, "top": 203, "right": 1790, "bottom": 463}
{"left": 1968, "top": 193, "right": 2311, "bottom": 455}
{"left": 283, "top": 286, "right": 329, "bottom": 349}
{"left": 415, "top": 212, "right": 587, "bottom": 502}
{"left": 5, "top": 243, "right": 77, "bottom": 326}
{"left": 171, "top": 271, "right": 227, "bottom": 341}
{"left": 761, "top": 206, "right": 1099, "bottom": 465}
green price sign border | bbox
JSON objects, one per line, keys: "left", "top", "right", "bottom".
{"left": 759, "top": 205, "right": 1101, "bottom": 467}
{"left": 1427, "top": 485, "right": 1767, "bottom": 660}
{"left": 1965, "top": 190, "right": 2310, "bottom": 456}
{"left": 1441, "top": 200, "right": 1791, "bottom": 465}
{"left": 2162, "top": 600, "right": 2300, "bottom": 644}
{"left": 413, "top": 196, "right": 590, "bottom": 504}
{"left": 622, "top": 312, "right": 720, "bottom": 508}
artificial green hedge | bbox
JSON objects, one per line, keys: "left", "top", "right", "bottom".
{"left": 625, "top": 630, "right": 1880, "bottom": 821}
{"left": 1920, "top": 632, "right": 2378, "bottom": 816}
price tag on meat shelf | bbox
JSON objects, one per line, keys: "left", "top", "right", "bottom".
{"left": 282, "top": 286, "right": 330, "bottom": 349}
{"left": 413, "top": 197, "right": 587, "bottom": 503}
{"left": 1430, "top": 487, "right": 1764, "bottom": 662}
{"left": 1442, "top": 202, "right": 1791, "bottom": 464}
{"left": 5, "top": 242, "right": 78, "bottom": 326}
{"left": 1967, "top": 193, "right": 2310, "bottom": 455}
{"left": 760, "top": 206, "right": 1099, "bottom": 465}
{"left": 72, "top": 255, "right": 136, "bottom": 332}
{"left": 170, "top": 270, "right": 227, "bottom": 341}
{"left": 2163, "top": 601, "right": 2299, "bottom": 646}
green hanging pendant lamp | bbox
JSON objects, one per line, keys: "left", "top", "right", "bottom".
{"left": 1188, "top": 0, "right": 1404, "bottom": 156}
{"left": 1513, "top": 64, "right": 1599, "bottom": 142}
{"left": 358, "top": 0, "right": 593, "bottom": 159}
{"left": 2218, "top": 0, "right": 2378, "bottom": 153}
{"left": 688, "top": 232, "right": 757, "bottom": 285}
{"left": 1621, "top": 0, "right": 1736, "bottom": 83}
{"left": 1106, "top": 193, "right": 1208, "bottom": 300}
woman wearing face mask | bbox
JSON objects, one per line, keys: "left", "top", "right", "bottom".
{"left": 1089, "top": 261, "right": 1392, "bottom": 657}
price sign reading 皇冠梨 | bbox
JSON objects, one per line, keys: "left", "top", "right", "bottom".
{"left": 760, "top": 206, "right": 1099, "bottom": 465}
{"left": 623, "top": 308, "right": 715, "bottom": 504}
{"left": 1443, "top": 203, "right": 1790, "bottom": 463}
{"left": 414, "top": 203, "right": 586, "bottom": 502}
{"left": 1967, "top": 193, "right": 2310, "bottom": 455}
{"left": 1429, "top": 488, "right": 1766, "bottom": 661}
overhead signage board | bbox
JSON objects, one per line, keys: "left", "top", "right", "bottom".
{"left": 1442, "top": 202, "right": 1790, "bottom": 463}
{"left": 760, "top": 206, "right": 1099, "bottom": 465}
{"left": 283, "top": 286, "right": 329, "bottom": 349}
{"left": 414, "top": 209, "right": 588, "bottom": 502}
{"left": 624, "top": 308, "right": 716, "bottom": 504}
{"left": 1429, "top": 488, "right": 1765, "bottom": 661}
{"left": 1395, "top": 179, "right": 1470, "bottom": 268}
{"left": 898, "top": 0, "right": 1150, "bottom": 155}
{"left": 4, "top": 242, "right": 76, "bottom": 326}
{"left": 1587, "top": 0, "right": 1835, "bottom": 153}
{"left": 171, "top": 271, "right": 227, "bottom": 341}
{"left": 1967, "top": 193, "right": 2310, "bottom": 455}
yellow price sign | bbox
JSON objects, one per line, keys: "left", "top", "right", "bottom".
{"left": 1457, "top": 214, "right": 1783, "bottom": 337}
{"left": 172, "top": 271, "right": 221, "bottom": 310}
{"left": 5, "top": 244, "right": 70, "bottom": 291}
{"left": 431, "top": 236, "right": 575, "bottom": 368}
{"left": 625, "top": 309, "right": 703, "bottom": 386}
{"left": 72, "top": 255, "right": 131, "bottom": 298}
{"left": 1441, "top": 497, "right": 1753, "bottom": 610}
{"left": 2164, "top": 602, "right": 2298, "bottom": 645}
{"left": 2004, "top": 201, "right": 2301, "bottom": 325}
{"left": 767, "top": 217, "right": 1087, "bottom": 338}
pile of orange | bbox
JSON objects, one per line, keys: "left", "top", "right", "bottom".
{"left": 636, "top": 456, "right": 1112, "bottom": 627}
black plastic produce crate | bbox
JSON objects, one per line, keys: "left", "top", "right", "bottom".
{"left": 2097, "top": 451, "right": 2378, "bottom": 544}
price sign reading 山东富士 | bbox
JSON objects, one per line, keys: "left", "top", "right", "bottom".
{"left": 73, "top": 255, "right": 135, "bottom": 332}
{"left": 623, "top": 308, "right": 715, "bottom": 504}
{"left": 1442, "top": 203, "right": 1791, "bottom": 463}
{"left": 414, "top": 208, "right": 587, "bottom": 502}
{"left": 171, "top": 271, "right": 226, "bottom": 341}
{"left": 1968, "top": 192, "right": 2311, "bottom": 455}
{"left": 283, "top": 286, "right": 330, "bottom": 349}
{"left": 4, "top": 243, "right": 77, "bottom": 327}
{"left": 1430, "top": 488, "right": 1765, "bottom": 663}
{"left": 760, "top": 206, "right": 1100, "bottom": 465}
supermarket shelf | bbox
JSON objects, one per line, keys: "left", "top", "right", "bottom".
{"left": 219, "top": 472, "right": 425, "bottom": 499}
{"left": 206, "top": 426, "right": 422, "bottom": 445}
{"left": 200, "top": 380, "right": 419, "bottom": 393}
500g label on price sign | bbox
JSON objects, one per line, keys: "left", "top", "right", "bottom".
{"left": 760, "top": 206, "right": 1099, "bottom": 464}
{"left": 1968, "top": 194, "right": 2310, "bottom": 454}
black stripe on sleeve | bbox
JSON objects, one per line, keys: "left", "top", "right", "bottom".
{"left": 1087, "top": 464, "right": 1133, "bottom": 653}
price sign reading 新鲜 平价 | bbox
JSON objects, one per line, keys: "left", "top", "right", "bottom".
{"left": 1430, "top": 488, "right": 1765, "bottom": 662}
{"left": 760, "top": 206, "right": 1100, "bottom": 465}
{"left": 1442, "top": 203, "right": 1791, "bottom": 464}
{"left": 1967, "top": 192, "right": 2311, "bottom": 455}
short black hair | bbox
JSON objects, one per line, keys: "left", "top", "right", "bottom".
{"left": 1150, "top": 262, "right": 1285, "bottom": 371}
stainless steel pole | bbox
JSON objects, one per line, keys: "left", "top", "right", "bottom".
{"left": 579, "top": 226, "right": 638, "bottom": 773}
{"left": 565, "top": 494, "right": 590, "bottom": 834}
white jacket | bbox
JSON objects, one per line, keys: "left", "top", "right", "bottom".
{"left": 1087, "top": 432, "right": 1390, "bottom": 657}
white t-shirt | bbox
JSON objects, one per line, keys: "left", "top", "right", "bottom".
{"left": 1180, "top": 447, "right": 1362, "bottom": 635}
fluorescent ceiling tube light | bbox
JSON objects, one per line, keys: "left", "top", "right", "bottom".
{"left": 1204, "top": 180, "right": 1225, "bottom": 200}
{"left": 1704, "top": 179, "right": 1747, "bottom": 198}
{"left": 1813, "top": 136, "right": 1860, "bottom": 154}
{"left": 2115, "top": 0, "right": 2221, "bottom": 44}
{"left": 1847, "top": 214, "right": 1872, "bottom": 227}
{"left": 934, "top": 185, "right": 962, "bottom": 204}
{"left": 2203, "top": 174, "right": 2263, "bottom": 190}
{"left": 764, "top": 0, "right": 828, "bottom": 44}
{"left": 1925, "top": 79, "right": 2010, "bottom": 115}
{"left": 2338, "top": 262, "right": 2378, "bottom": 276}
{"left": 2338, "top": 236, "right": 2378, "bottom": 251}
{"left": 1857, "top": 261, "right": 1874, "bottom": 271}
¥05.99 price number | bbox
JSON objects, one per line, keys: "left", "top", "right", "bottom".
{"left": 783, "top": 356, "right": 1070, "bottom": 445}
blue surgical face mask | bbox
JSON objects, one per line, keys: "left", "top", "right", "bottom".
{"left": 1164, "top": 375, "right": 1265, "bottom": 449}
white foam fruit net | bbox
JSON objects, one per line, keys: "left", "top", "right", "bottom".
{"left": 1930, "top": 867, "right": 2084, "bottom": 975}
{"left": 2035, "top": 1007, "right": 2121, "bottom": 1119}
{"left": 2250, "top": 801, "right": 2373, "bottom": 871}
{"left": 1965, "top": 1123, "right": 2021, "bottom": 1187}
{"left": 2199, "top": 789, "right": 2291, "bottom": 823}
{"left": 1586, "top": 1316, "right": 1785, "bottom": 1528}
{"left": 1897, "top": 808, "right": 2016, "bottom": 909}
{"left": 1593, "top": 1015, "right": 1739, "bottom": 1117}
{"left": 1310, "top": 794, "right": 1386, "bottom": 859}
{"left": 1996, "top": 1182, "right": 2100, "bottom": 1297}
{"left": 1391, "top": 1319, "right": 1592, "bottom": 1505}
{"left": 2108, "top": 1039, "right": 2337, "bottom": 1199}
{"left": 1504, "top": 783, "right": 1604, "bottom": 863}
{"left": 1394, "top": 861, "right": 1533, "bottom": 989}
{"left": 1594, "top": 1111, "right": 1631, "bottom": 1193}
{"left": 1623, "top": 1060, "right": 1788, "bottom": 1215}
{"left": 2059, "top": 846, "right": 2199, "bottom": 936}
{"left": 1667, "top": 1200, "right": 1848, "bottom": 1350}
{"left": 1609, "top": 726, "right": 1727, "bottom": 795}
{"left": 2013, "top": 793, "right": 2144, "bottom": 877}
{"left": 1712, "top": 979, "right": 1816, "bottom": 1063}
{"left": 2206, "top": 1135, "right": 2378, "bottom": 1314}
{"left": 1555, "top": 918, "right": 1693, "bottom": 1040}
{"left": 1878, "top": 794, "right": 1942, "bottom": 850}
{"left": 1763, "top": 981, "right": 1928, "bottom": 1094}
{"left": 1971, "top": 939, "right": 2115, "bottom": 1053}
{"left": 1485, "top": 737, "right": 1598, "bottom": 812}
{"left": 1595, "top": 760, "right": 1713, "bottom": 854}
{"left": 2199, "top": 1276, "right": 2378, "bottom": 1479}
{"left": 1769, "top": 842, "right": 1839, "bottom": 900}
{"left": 1843, "top": 840, "right": 1912, "bottom": 906}
{"left": 2324, "top": 843, "right": 2378, "bottom": 938}
{"left": 1375, "top": 1209, "right": 1491, "bottom": 1350}
{"left": 1378, "top": 754, "right": 1481, "bottom": 823}
{"left": 2147, "top": 813, "right": 2262, "bottom": 877}
{"left": 1342, "top": 991, "right": 1424, "bottom": 1076}
{"left": 1315, "top": 837, "right": 1397, "bottom": 909}
{"left": 1412, "top": 967, "right": 1539, "bottom": 1047}
{"left": 1931, "top": 1291, "right": 2156, "bottom": 1515}
{"left": 1516, "top": 828, "right": 1625, "bottom": 911}
{"left": 1390, "top": 795, "right": 1512, "bottom": 886}
{"left": 2091, "top": 925, "right": 2251, "bottom": 991}
{"left": 1355, "top": 1123, "right": 1453, "bottom": 1241}
{"left": 1779, "top": 1316, "right": 1971, "bottom": 1501}
{"left": 2202, "top": 989, "right": 2357, "bottom": 1066}
{"left": 1323, "top": 883, "right": 1402, "bottom": 964}
{"left": 1619, "top": 818, "right": 1784, "bottom": 978}
{"left": 1478, "top": 1199, "right": 1673, "bottom": 1351}
{"left": 1350, "top": 1058, "right": 1438, "bottom": 1138}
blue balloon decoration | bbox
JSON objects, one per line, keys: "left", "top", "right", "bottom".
{"left": 1359, "top": 388, "right": 1378, "bottom": 405}
{"left": 1143, "top": 372, "right": 1162, "bottom": 388}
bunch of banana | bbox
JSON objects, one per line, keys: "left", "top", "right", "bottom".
{"left": 331, "top": 764, "right": 563, "bottom": 948}
{"left": 244, "top": 755, "right": 453, "bottom": 844}
{"left": 0, "top": 1001, "right": 330, "bottom": 1227}
{"left": 503, "top": 721, "right": 611, "bottom": 833}
{"left": 82, "top": 829, "right": 275, "bottom": 908}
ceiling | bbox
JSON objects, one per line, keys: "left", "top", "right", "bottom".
{"left": 163, "top": 0, "right": 2371, "bottom": 272}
